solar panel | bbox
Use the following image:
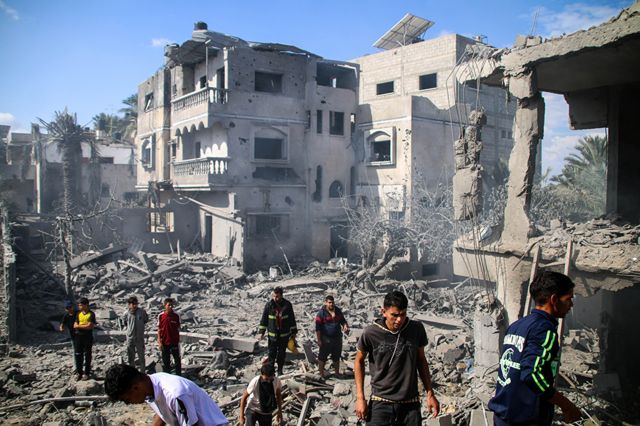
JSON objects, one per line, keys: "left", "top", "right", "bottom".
{"left": 373, "top": 14, "right": 434, "bottom": 50}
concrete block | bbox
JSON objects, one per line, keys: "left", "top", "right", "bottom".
{"left": 210, "top": 336, "right": 258, "bottom": 353}
{"left": 469, "top": 408, "right": 494, "bottom": 426}
{"left": 426, "top": 415, "right": 453, "bottom": 426}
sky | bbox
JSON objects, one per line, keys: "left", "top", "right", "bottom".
{"left": 0, "top": 0, "right": 629, "bottom": 176}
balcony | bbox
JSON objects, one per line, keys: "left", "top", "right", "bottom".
{"left": 171, "top": 156, "right": 231, "bottom": 190}
{"left": 171, "top": 87, "right": 229, "bottom": 130}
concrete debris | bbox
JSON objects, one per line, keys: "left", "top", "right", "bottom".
{"left": 0, "top": 253, "right": 636, "bottom": 424}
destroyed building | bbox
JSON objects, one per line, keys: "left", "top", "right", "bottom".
{"left": 135, "top": 18, "right": 515, "bottom": 274}
{"left": 453, "top": 2, "right": 640, "bottom": 391}
{"left": 0, "top": 127, "right": 137, "bottom": 214}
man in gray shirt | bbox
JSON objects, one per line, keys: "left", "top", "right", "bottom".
{"left": 123, "top": 296, "right": 148, "bottom": 373}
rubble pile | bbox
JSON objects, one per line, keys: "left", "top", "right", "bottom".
{"left": 534, "top": 216, "right": 640, "bottom": 277}
{"left": 0, "top": 249, "right": 637, "bottom": 424}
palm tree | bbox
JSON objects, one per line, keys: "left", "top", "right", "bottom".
{"left": 551, "top": 135, "right": 607, "bottom": 216}
{"left": 38, "top": 110, "right": 90, "bottom": 215}
{"left": 119, "top": 94, "right": 138, "bottom": 143}
{"left": 92, "top": 112, "right": 126, "bottom": 137}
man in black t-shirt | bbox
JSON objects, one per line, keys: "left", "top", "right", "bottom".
{"left": 355, "top": 291, "right": 439, "bottom": 425}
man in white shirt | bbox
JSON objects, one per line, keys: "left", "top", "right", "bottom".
{"left": 105, "top": 364, "right": 228, "bottom": 426}
{"left": 239, "top": 363, "right": 283, "bottom": 426}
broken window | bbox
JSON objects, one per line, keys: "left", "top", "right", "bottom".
{"left": 255, "top": 72, "right": 283, "bottom": 93}
{"left": 329, "top": 180, "right": 343, "bottom": 198}
{"left": 255, "top": 138, "right": 284, "bottom": 160}
{"left": 317, "top": 110, "right": 323, "bottom": 134}
{"left": 376, "top": 81, "right": 394, "bottom": 95}
{"left": 199, "top": 76, "right": 207, "bottom": 89}
{"left": 371, "top": 139, "right": 391, "bottom": 162}
{"left": 141, "top": 136, "right": 154, "bottom": 169}
{"left": 148, "top": 211, "right": 174, "bottom": 233}
{"left": 313, "top": 165, "right": 322, "bottom": 202}
{"left": 419, "top": 73, "right": 437, "bottom": 90}
{"left": 329, "top": 111, "right": 344, "bottom": 135}
{"left": 366, "top": 129, "right": 394, "bottom": 164}
{"left": 144, "top": 93, "right": 154, "bottom": 111}
{"left": 216, "top": 67, "right": 226, "bottom": 89}
{"left": 316, "top": 62, "right": 357, "bottom": 90}
{"left": 248, "top": 214, "right": 289, "bottom": 238}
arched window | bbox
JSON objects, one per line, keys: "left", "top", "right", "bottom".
{"left": 141, "top": 135, "right": 155, "bottom": 169}
{"left": 329, "top": 180, "right": 343, "bottom": 198}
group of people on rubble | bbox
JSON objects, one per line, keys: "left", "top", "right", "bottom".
{"left": 63, "top": 271, "right": 582, "bottom": 426}
{"left": 59, "top": 296, "right": 182, "bottom": 381}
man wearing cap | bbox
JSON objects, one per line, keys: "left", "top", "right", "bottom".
{"left": 315, "top": 295, "right": 349, "bottom": 377}
{"left": 59, "top": 300, "right": 79, "bottom": 376}
{"left": 258, "top": 287, "right": 297, "bottom": 375}
{"left": 123, "top": 296, "right": 149, "bottom": 373}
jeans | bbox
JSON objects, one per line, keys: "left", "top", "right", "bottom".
{"left": 366, "top": 400, "right": 421, "bottom": 426}
{"left": 161, "top": 344, "right": 181, "bottom": 375}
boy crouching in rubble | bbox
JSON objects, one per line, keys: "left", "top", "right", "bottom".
{"left": 239, "top": 363, "right": 283, "bottom": 426}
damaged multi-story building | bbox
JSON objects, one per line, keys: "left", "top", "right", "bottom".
{"left": 452, "top": 3, "right": 640, "bottom": 390}
{"left": 135, "top": 17, "right": 515, "bottom": 273}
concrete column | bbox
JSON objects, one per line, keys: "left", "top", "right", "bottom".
{"left": 499, "top": 71, "right": 544, "bottom": 322}
{"left": 502, "top": 72, "right": 544, "bottom": 244}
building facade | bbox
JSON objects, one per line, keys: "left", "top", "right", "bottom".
{"left": 135, "top": 19, "right": 514, "bottom": 271}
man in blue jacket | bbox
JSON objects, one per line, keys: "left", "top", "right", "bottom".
{"left": 489, "top": 271, "right": 581, "bottom": 425}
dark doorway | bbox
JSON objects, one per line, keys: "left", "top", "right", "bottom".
{"left": 329, "top": 222, "right": 348, "bottom": 258}
{"left": 204, "top": 214, "right": 212, "bottom": 253}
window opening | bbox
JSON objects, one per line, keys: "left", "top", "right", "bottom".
{"left": 144, "top": 93, "right": 154, "bottom": 111}
{"left": 255, "top": 72, "right": 282, "bottom": 93}
{"left": 371, "top": 139, "right": 391, "bottom": 162}
{"left": 316, "top": 110, "right": 323, "bottom": 134}
{"left": 329, "top": 180, "right": 343, "bottom": 198}
{"left": 255, "top": 138, "right": 284, "bottom": 160}
{"left": 313, "top": 165, "right": 322, "bottom": 202}
{"left": 419, "top": 73, "right": 437, "bottom": 90}
{"left": 330, "top": 111, "right": 344, "bottom": 136}
{"left": 148, "top": 211, "right": 175, "bottom": 233}
{"left": 195, "top": 142, "right": 201, "bottom": 159}
{"left": 376, "top": 81, "right": 394, "bottom": 95}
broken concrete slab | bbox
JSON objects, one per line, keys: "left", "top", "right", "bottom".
{"left": 69, "top": 244, "right": 127, "bottom": 269}
{"left": 209, "top": 336, "right": 258, "bottom": 353}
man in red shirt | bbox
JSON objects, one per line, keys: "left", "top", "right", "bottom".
{"left": 158, "top": 298, "right": 181, "bottom": 375}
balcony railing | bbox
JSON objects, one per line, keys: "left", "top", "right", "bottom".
{"left": 171, "top": 156, "right": 230, "bottom": 189}
{"left": 172, "top": 87, "right": 228, "bottom": 112}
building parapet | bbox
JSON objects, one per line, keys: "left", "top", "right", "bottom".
{"left": 171, "top": 156, "right": 230, "bottom": 189}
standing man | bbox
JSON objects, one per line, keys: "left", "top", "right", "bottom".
{"left": 315, "top": 295, "right": 349, "bottom": 377}
{"left": 59, "top": 300, "right": 79, "bottom": 376}
{"left": 489, "top": 271, "right": 581, "bottom": 425}
{"left": 105, "top": 363, "right": 228, "bottom": 425}
{"left": 158, "top": 297, "right": 181, "bottom": 376}
{"left": 73, "top": 297, "right": 96, "bottom": 381}
{"left": 123, "top": 296, "right": 149, "bottom": 373}
{"left": 239, "top": 363, "right": 283, "bottom": 426}
{"left": 355, "top": 290, "right": 439, "bottom": 425}
{"left": 258, "top": 287, "right": 297, "bottom": 375}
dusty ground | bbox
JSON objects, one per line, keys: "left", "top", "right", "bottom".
{"left": 0, "top": 253, "right": 636, "bottom": 425}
